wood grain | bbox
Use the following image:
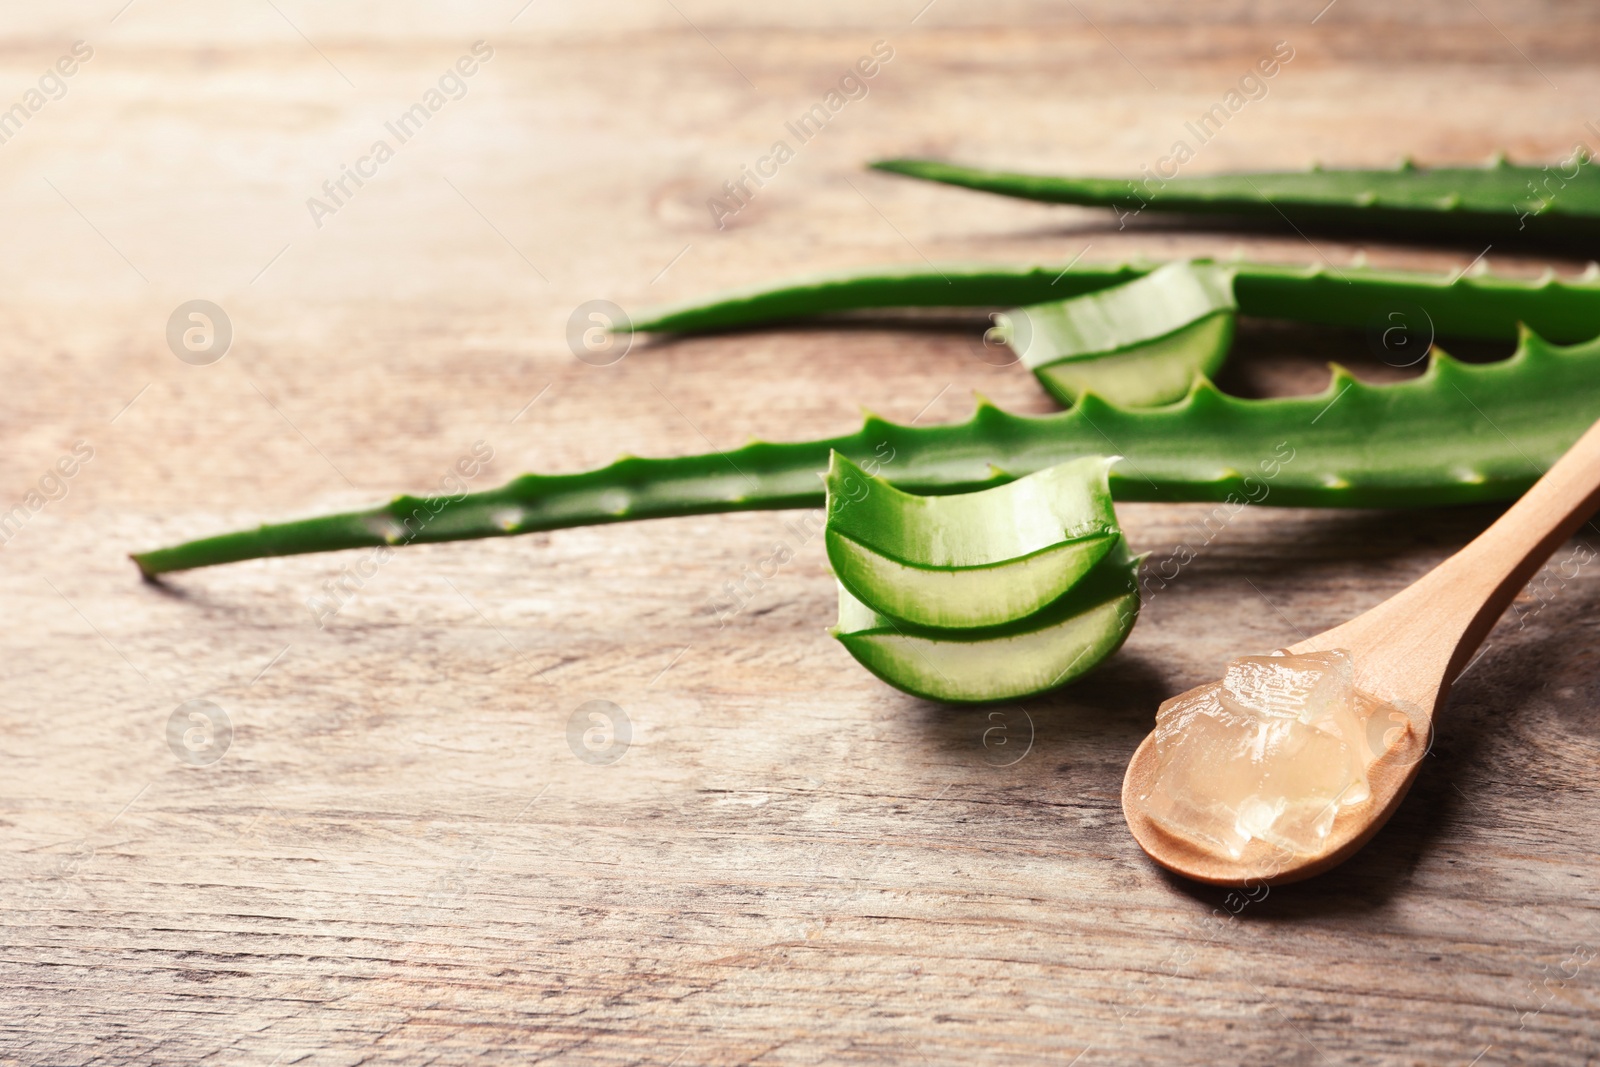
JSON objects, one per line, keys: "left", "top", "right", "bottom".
{"left": 3, "top": 2, "right": 1599, "bottom": 1064}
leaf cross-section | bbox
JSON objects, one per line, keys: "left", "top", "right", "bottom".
{"left": 825, "top": 451, "right": 1118, "bottom": 629}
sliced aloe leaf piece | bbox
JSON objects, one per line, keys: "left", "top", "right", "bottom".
{"left": 1031, "top": 313, "right": 1234, "bottom": 408}
{"left": 832, "top": 539, "right": 1141, "bottom": 704}
{"left": 998, "top": 260, "right": 1237, "bottom": 406}
{"left": 825, "top": 451, "right": 1117, "bottom": 629}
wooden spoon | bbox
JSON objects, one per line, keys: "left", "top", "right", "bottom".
{"left": 1123, "top": 414, "right": 1600, "bottom": 886}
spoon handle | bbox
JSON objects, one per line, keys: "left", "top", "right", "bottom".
{"left": 1404, "top": 413, "right": 1600, "bottom": 685}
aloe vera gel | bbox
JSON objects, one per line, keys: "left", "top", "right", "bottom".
{"left": 1133, "top": 650, "right": 1408, "bottom": 858}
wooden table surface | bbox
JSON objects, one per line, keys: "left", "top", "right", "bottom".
{"left": 5, "top": 2, "right": 1599, "bottom": 1063}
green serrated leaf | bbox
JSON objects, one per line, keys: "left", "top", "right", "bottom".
{"left": 131, "top": 328, "right": 1600, "bottom": 576}
{"left": 871, "top": 156, "right": 1600, "bottom": 241}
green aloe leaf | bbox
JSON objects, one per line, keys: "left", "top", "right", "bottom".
{"left": 831, "top": 538, "right": 1140, "bottom": 704}
{"left": 825, "top": 451, "right": 1117, "bottom": 629}
{"left": 1001, "top": 260, "right": 1237, "bottom": 406}
{"left": 132, "top": 328, "right": 1600, "bottom": 576}
{"left": 870, "top": 155, "right": 1600, "bottom": 242}
{"left": 625, "top": 258, "right": 1600, "bottom": 343}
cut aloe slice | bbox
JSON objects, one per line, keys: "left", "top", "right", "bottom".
{"left": 832, "top": 540, "right": 1141, "bottom": 704}
{"left": 996, "top": 260, "right": 1237, "bottom": 407}
{"left": 825, "top": 451, "right": 1117, "bottom": 629}
{"left": 1031, "top": 312, "right": 1234, "bottom": 408}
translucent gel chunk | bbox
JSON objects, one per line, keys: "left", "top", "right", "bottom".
{"left": 1143, "top": 685, "right": 1262, "bottom": 857}
{"left": 1220, "top": 651, "right": 1351, "bottom": 723}
{"left": 1138, "top": 649, "right": 1397, "bottom": 859}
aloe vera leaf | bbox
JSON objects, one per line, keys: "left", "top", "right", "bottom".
{"left": 831, "top": 539, "right": 1140, "bottom": 704}
{"left": 1003, "top": 260, "right": 1237, "bottom": 406}
{"left": 626, "top": 259, "right": 1600, "bottom": 343}
{"left": 870, "top": 156, "right": 1600, "bottom": 241}
{"left": 825, "top": 451, "right": 1117, "bottom": 629}
{"left": 132, "top": 328, "right": 1600, "bottom": 577}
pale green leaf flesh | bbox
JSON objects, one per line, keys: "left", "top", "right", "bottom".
{"left": 1032, "top": 311, "right": 1235, "bottom": 407}
{"left": 999, "top": 260, "right": 1238, "bottom": 407}
{"left": 826, "top": 527, "right": 1114, "bottom": 630}
{"left": 824, "top": 452, "right": 1116, "bottom": 566}
{"left": 1003, "top": 260, "right": 1237, "bottom": 369}
{"left": 824, "top": 451, "right": 1118, "bottom": 628}
{"left": 832, "top": 542, "right": 1140, "bottom": 704}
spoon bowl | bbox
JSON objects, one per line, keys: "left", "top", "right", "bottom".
{"left": 1123, "top": 689, "right": 1433, "bottom": 886}
{"left": 1124, "top": 414, "right": 1600, "bottom": 885}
